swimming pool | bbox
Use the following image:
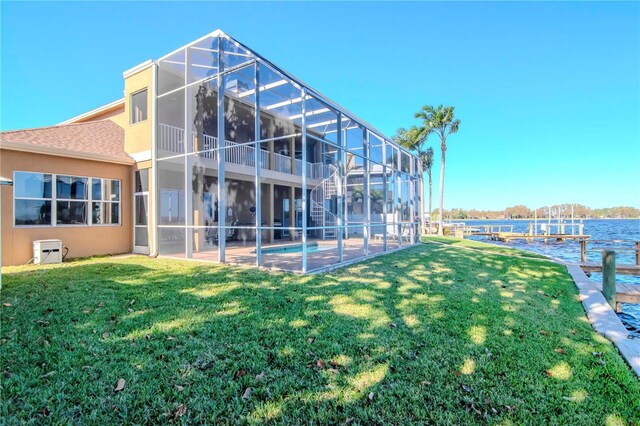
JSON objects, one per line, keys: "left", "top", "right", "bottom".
{"left": 258, "top": 243, "right": 334, "bottom": 254}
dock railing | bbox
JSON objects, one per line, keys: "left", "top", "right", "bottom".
{"left": 584, "top": 248, "right": 640, "bottom": 312}
{"left": 529, "top": 222, "right": 585, "bottom": 236}
{"left": 463, "top": 224, "right": 514, "bottom": 235}
{"left": 580, "top": 239, "right": 640, "bottom": 266}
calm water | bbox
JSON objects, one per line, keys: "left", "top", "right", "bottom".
{"left": 456, "top": 219, "right": 640, "bottom": 335}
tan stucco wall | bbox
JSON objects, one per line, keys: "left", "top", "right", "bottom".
{"left": 1, "top": 149, "right": 133, "bottom": 266}
{"left": 123, "top": 65, "right": 156, "bottom": 253}
{"left": 107, "top": 109, "right": 127, "bottom": 128}
{"left": 124, "top": 66, "right": 153, "bottom": 156}
{"left": 73, "top": 105, "right": 126, "bottom": 128}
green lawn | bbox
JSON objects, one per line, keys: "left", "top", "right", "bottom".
{"left": 422, "top": 235, "right": 549, "bottom": 259}
{"left": 2, "top": 244, "right": 639, "bottom": 424}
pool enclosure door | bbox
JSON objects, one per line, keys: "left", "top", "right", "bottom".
{"left": 282, "top": 198, "right": 303, "bottom": 238}
{"left": 133, "top": 192, "right": 149, "bottom": 254}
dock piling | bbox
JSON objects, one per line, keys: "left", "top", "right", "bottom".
{"left": 580, "top": 240, "right": 587, "bottom": 263}
{"left": 602, "top": 250, "right": 618, "bottom": 312}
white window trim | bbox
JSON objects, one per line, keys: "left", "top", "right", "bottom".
{"left": 90, "top": 178, "right": 121, "bottom": 226}
{"left": 55, "top": 175, "right": 89, "bottom": 226}
{"left": 13, "top": 171, "right": 121, "bottom": 228}
{"left": 13, "top": 171, "right": 53, "bottom": 226}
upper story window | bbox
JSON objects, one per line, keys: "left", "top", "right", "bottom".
{"left": 14, "top": 171, "right": 120, "bottom": 227}
{"left": 131, "top": 89, "right": 148, "bottom": 124}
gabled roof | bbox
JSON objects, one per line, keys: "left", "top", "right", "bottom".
{"left": 0, "top": 120, "right": 133, "bottom": 165}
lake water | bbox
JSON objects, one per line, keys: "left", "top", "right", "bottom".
{"left": 455, "top": 219, "right": 640, "bottom": 335}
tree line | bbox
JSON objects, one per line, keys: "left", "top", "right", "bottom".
{"left": 432, "top": 204, "right": 640, "bottom": 220}
{"left": 391, "top": 105, "right": 638, "bottom": 233}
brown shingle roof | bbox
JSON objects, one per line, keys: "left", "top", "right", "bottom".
{"left": 0, "top": 120, "right": 133, "bottom": 164}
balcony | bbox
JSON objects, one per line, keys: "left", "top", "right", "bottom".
{"left": 158, "top": 123, "right": 327, "bottom": 180}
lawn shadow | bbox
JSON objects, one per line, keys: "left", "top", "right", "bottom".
{"left": 1, "top": 247, "right": 639, "bottom": 424}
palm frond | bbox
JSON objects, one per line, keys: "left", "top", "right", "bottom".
{"left": 415, "top": 104, "right": 461, "bottom": 146}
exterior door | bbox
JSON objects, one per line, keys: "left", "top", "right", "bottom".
{"left": 134, "top": 193, "right": 149, "bottom": 253}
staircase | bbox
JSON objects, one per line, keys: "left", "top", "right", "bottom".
{"left": 310, "top": 165, "right": 338, "bottom": 239}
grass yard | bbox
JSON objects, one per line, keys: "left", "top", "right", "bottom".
{"left": 422, "top": 235, "right": 549, "bottom": 259}
{"left": 2, "top": 243, "right": 639, "bottom": 424}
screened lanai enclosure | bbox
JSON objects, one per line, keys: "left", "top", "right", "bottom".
{"left": 155, "top": 30, "right": 422, "bottom": 273}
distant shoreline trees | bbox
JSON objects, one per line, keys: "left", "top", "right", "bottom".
{"left": 393, "top": 104, "right": 638, "bottom": 227}
{"left": 432, "top": 204, "right": 640, "bottom": 220}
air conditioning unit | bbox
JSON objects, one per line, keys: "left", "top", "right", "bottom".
{"left": 33, "top": 239, "right": 63, "bottom": 265}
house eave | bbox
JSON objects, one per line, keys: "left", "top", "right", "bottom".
{"left": 122, "top": 59, "right": 154, "bottom": 79}
{"left": 0, "top": 140, "right": 135, "bottom": 166}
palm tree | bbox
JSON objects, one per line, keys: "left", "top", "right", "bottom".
{"left": 420, "top": 147, "right": 434, "bottom": 233}
{"left": 393, "top": 125, "right": 432, "bottom": 234}
{"left": 415, "top": 105, "right": 460, "bottom": 236}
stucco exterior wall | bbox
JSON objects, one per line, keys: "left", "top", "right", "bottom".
{"left": 106, "top": 109, "right": 127, "bottom": 129}
{"left": 73, "top": 106, "right": 126, "bottom": 127}
{"left": 124, "top": 66, "right": 153, "bottom": 157}
{"left": 1, "top": 149, "right": 133, "bottom": 266}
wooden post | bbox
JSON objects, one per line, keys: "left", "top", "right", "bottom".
{"left": 580, "top": 240, "right": 587, "bottom": 263}
{"left": 602, "top": 250, "right": 618, "bottom": 312}
{"left": 636, "top": 242, "right": 640, "bottom": 266}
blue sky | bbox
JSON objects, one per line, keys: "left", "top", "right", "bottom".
{"left": 2, "top": 1, "right": 638, "bottom": 209}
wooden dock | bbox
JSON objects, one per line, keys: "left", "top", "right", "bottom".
{"left": 579, "top": 262, "right": 640, "bottom": 276}
{"left": 592, "top": 281, "right": 640, "bottom": 310}
{"left": 494, "top": 232, "right": 590, "bottom": 243}
{"left": 581, "top": 243, "right": 640, "bottom": 312}
{"left": 460, "top": 224, "right": 590, "bottom": 244}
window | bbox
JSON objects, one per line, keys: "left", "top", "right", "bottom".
{"left": 14, "top": 172, "right": 52, "bottom": 225}
{"left": 91, "top": 178, "right": 121, "bottom": 224}
{"left": 56, "top": 175, "right": 88, "bottom": 225}
{"left": 131, "top": 89, "right": 148, "bottom": 124}
{"left": 13, "top": 171, "right": 120, "bottom": 226}
{"left": 135, "top": 169, "right": 149, "bottom": 193}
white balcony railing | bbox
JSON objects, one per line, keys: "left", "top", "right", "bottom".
{"left": 307, "top": 162, "right": 328, "bottom": 180}
{"left": 261, "top": 149, "right": 270, "bottom": 168}
{"left": 158, "top": 123, "right": 323, "bottom": 179}
{"left": 158, "top": 123, "right": 185, "bottom": 154}
{"left": 272, "top": 152, "right": 292, "bottom": 174}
